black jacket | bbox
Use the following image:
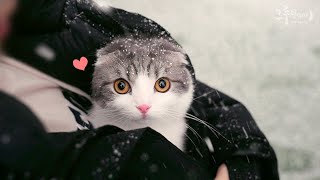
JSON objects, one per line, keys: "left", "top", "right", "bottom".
{"left": 3, "top": 0, "right": 279, "bottom": 179}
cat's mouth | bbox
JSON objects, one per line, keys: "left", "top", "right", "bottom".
{"left": 133, "top": 114, "right": 152, "bottom": 123}
{"left": 137, "top": 114, "right": 150, "bottom": 121}
{"left": 142, "top": 114, "right": 147, "bottom": 119}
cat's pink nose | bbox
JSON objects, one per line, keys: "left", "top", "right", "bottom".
{"left": 136, "top": 104, "right": 151, "bottom": 114}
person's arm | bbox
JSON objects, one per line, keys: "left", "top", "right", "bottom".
{"left": 188, "top": 81, "right": 279, "bottom": 180}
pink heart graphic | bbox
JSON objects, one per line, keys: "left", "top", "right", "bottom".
{"left": 73, "top": 57, "right": 88, "bottom": 71}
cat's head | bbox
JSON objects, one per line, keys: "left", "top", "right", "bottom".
{"left": 91, "top": 37, "right": 194, "bottom": 129}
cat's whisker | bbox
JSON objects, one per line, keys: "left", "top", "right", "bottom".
{"left": 184, "top": 133, "right": 202, "bottom": 156}
{"left": 166, "top": 109, "right": 223, "bottom": 139}
{"left": 164, "top": 110, "right": 210, "bottom": 143}
{"left": 163, "top": 112, "right": 205, "bottom": 149}
{"left": 118, "top": 117, "right": 134, "bottom": 129}
{"left": 166, "top": 109, "right": 219, "bottom": 139}
{"left": 185, "top": 123, "right": 203, "bottom": 142}
{"left": 164, "top": 112, "right": 184, "bottom": 121}
{"left": 106, "top": 116, "right": 128, "bottom": 126}
{"left": 185, "top": 115, "right": 218, "bottom": 138}
{"left": 119, "top": 117, "right": 130, "bottom": 130}
{"left": 165, "top": 109, "right": 184, "bottom": 115}
{"left": 186, "top": 117, "right": 231, "bottom": 143}
{"left": 185, "top": 114, "right": 219, "bottom": 134}
{"left": 94, "top": 112, "right": 127, "bottom": 122}
{"left": 185, "top": 116, "right": 231, "bottom": 143}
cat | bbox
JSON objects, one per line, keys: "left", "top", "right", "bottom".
{"left": 89, "top": 37, "right": 194, "bottom": 151}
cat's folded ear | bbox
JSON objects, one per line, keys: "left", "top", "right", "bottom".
{"left": 158, "top": 39, "right": 184, "bottom": 53}
{"left": 95, "top": 43, "right": 122, "bottom": 66}
{"left": 95, "top": 38, "right": 128, "bottom": 66}
{"left": 157, "top": 39, "right": 190, "bottom": 65}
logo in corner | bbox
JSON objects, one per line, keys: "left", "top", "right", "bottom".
{"left": 275, "top": 4, "right": 314, "bottom": 25}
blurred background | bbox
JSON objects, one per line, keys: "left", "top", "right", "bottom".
{"left": 109, "top": 0, "right": 320, "bottom": 179}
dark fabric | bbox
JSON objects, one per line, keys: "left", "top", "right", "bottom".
{"left": 0, "top": 92, "right": 57, "bottom": 178}
{"left": 188, "top": 81, "right": 279, "bottom": 180}
{"left": 3, "top": 0, "right": 279, "bottom": 179}
{"left": 0, "top": 92, "right": 211, "bottom": 179}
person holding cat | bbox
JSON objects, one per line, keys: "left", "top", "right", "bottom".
{"left": 0, "top": 0, "right": 279, "bottom": 179}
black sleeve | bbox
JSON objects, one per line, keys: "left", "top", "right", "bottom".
{"left": 0, "top": 91, "right": 212, "bottom": 179}
{"left": 185, "top": 81, "right": 279, "bottom": 180}
{"left": 0, "top": 91, "right": 57, "bottom": 178}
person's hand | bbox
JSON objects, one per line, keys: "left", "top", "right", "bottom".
{"left": 0, "top": 0, "right": 17, "bottom": 43}
{"left": 215, "top": 164, "right": 230, "bottom": 180}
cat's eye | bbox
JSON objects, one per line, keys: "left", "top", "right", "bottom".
{"left": 155, "top": 78, "right": 171, "bottom": 93}
{"left": 114, "top": 79, "right": 130, "bottom": 94}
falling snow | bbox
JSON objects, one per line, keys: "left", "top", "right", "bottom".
{"left": 242, "top": 127, "right": 249, "bottom": 139}
{"left": 34, "top": 43, "right": 56, "bottom": 61}
{"left": 0, "top": 134, "right": 11, "bottom": 144}
{"left": 113, "top": 149, "right": 122, "bottom": 157}
{"left": 140, "top": 153, "right": 149, "bottom": 162}
{"left": 149, "top": 164, "right": 158, "bottom": 173}
{"left": 203, "top": 137, "right": 214, "bottom": 152}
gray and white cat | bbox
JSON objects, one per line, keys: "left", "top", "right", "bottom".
{"left": 89, "top": 37, "right": 194, "bottom": 151}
